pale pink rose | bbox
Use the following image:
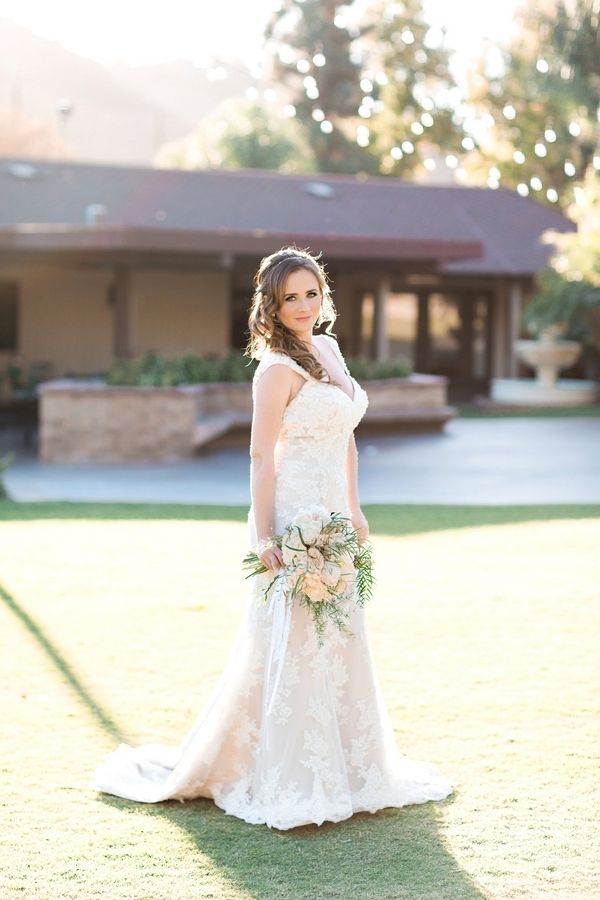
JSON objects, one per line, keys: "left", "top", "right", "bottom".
{"left": 321, "top": 560, "right": 341, "bottom": 587}
{"left": 301, "top": 572, "right": 330, "bottom": 603}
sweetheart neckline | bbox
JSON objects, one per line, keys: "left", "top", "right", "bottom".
{"left": 286, "top": 375, "right": 359, "bottom": 412}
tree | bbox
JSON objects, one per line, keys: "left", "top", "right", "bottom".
{"left": 463, "top": 0, "right": 600, "bottom": 205}
{"left": 523, "top": 169, "right": 600, "bottom": 376}
{"left": 264, "top": 0, "right": 379, "bottom": 173}
{"left": 361, "top": 0, "right": 465, "bottom": 177}
{"left": 155, "top": 99, "right": 313, "bottom": 172}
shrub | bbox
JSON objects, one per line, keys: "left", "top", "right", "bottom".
{"left": 106, "top": 350, "right": 413, "bottom": 386}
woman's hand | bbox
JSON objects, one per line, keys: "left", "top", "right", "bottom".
{"left": 257, "top": 537, "right": 284, "bottom": 573}
{"left": 352, "top": 510, "right": 370, "bottom": 545}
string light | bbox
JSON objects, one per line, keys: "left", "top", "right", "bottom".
{"left": 530, "top": 176, "right": 543, "bottom": 190}
{"left": 517, "top": 183, "right": 529, "bottom": 196}
{"left": 423, "top": 158, "right": 436, "bottom": 171}
{"left": 401, "top": 29, "right": 415, "bottom": 44}
{"left": 544, "top": 128, "right": 557, "bottom": 142}
{"left": 312, "top": 108, "right": 325, "bottom": 121}
{"left": 462, "top": 137, "right": 475, "bottom": 150}
{"left": 564, "top": 161, "right": 576, "bottom": 176}
{"left": 313, "top": 53, "right": 326, "bottom": 67}
{"left": 320, "top": 120, "right": 333, "bottom": 133}
{"left": 536, "top": 58, "right": 549, "bottom": 73}
{"left": 297, "top": 59, "right": 310, "bottom": 74}
{"left": 513, "top": 150, "right": 525, "bottom": 164}
{"left": 283, "top": 104, "right": 296, "bottom": 117}
{"left": 503, "top": 105, "right": 516, "bottom": 119}
{"left": 445, "top": 154, "right": 458, "bottom": 168}
{"left": 360, "top": 78, "right": 373, "bottom": 92}
{"left": 568, "top": 121, "right": 581, "bottom": 137}
{"left": 411, "top": 122, "right": 424, "bottom": 135}
{"left": 421, "top": 112, "right": 434, "bottom": 127}
{"left": 593, "top": 156, "right": 600, "bottom": 170}
{"left": 390, "top": 146, "right": 403, "bottom": 160}
{"left": 534, "top": 143, "right": 547, "bottom": 157}
{"left": 546, "top": 188, "right": 558, "bottom": 202}
{"left": 401, "top": 140, "right": 415, "bottom": 153}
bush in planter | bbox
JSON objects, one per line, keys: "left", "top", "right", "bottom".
{"left": 107, "top": 350, "right": 412, "bottom": 387}
{"left": 345, "top": 355, "right": 412, "bottom": 380}
{"left": 5, "top": 361, "right": 53, "bottom": 398}
{"left": 107, "top": 351, "right": 258, "bottom": 386}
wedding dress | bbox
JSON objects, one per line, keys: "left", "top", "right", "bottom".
{"left": 91, "top": 334, "right": 454, "bottom": 829}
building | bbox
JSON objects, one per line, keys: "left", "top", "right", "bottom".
{"left": 0, "top": 157, "right": 574, "bottom": 401}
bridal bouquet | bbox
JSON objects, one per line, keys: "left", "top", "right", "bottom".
{"left": 242, "top": 505, "right": 374, "bottom": 643}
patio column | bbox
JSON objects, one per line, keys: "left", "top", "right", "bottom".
{"left": 112, "top": 265, "right": 134, "bottom": 359}
{"left": 373, "top": 275, "right": 390, "bottom": 361}
{"left": 491, "top": 280, "right": 508, "bottom": 378}
{"left": 507, "top": 280, "right": 524, "bottom": 377}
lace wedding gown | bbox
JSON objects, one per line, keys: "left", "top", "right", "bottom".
{"left": 92, "top": 335, "right": 454, "bottom": 829}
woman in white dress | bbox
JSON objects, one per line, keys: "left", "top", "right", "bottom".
{"left": 92, "top": 247, "right": 454, "bottom": 830}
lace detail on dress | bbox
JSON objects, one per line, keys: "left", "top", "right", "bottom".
{"left": 91, "top": 334, "right": 454, "bottom": 830}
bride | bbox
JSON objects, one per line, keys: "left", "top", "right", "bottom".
{"left": 92, "top": 246, "right": 454, "bottom": 830}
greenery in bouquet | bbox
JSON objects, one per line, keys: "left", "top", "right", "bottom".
{"left": 243, "top": 505, "right": 374, "bottom": 644}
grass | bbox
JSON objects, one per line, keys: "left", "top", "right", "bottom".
{"left": 1, "top": 501, "right": 599, "bottom": 899}
{"left": 456, "top": 403, "right": 600, "bottom": 418}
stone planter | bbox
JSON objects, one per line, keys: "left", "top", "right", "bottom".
{"left": 38, "top": 374, "right": 454, "bottom": 463}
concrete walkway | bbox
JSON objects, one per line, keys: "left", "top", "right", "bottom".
{"left": 5, "top": 418, "right": 600, "bottom": 506}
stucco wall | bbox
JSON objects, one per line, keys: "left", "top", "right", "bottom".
{"left": 19, "top": 267, "right": 113, "bottom": 375}
{"left": 134, "top": 270, "right": 229, "bottom": 357}
{"left": 1, "top": 263, "right": 231, "bottom": 378}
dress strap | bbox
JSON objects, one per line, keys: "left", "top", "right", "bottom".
{"left": 253, "top": 349, "right": 311, "bottom": 389}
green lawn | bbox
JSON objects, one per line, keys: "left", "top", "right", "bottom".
{"left": 456, "top": 403, "right": 600, "bottom": 418}
{"left": 1, "top": 502, "right": 598, "bottom": 899}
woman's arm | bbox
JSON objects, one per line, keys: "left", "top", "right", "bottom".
{"left": 346, "top": 432, "right": 369, "bottom": 543}
{"left": 249, "top": 364, "right": 295, "bottom": 569}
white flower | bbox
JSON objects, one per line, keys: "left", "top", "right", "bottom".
{"left": 281, "top": 538, "right": 306, "bottom": 569}
{"left": 307, "top": 546, "right": 325, "bottom": 572}
{"left": 291, "top": 505, "right": 329, "bottom": 545}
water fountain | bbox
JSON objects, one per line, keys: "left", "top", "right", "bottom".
{"left": 491, "top": 324, "right": 600, "bottom": 406}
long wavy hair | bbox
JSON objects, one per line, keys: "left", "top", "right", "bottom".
{"left": 245, "top": 246, "right": 340, "bottom": 384}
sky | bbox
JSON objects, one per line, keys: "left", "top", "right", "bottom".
{"left": 0, "top": 0, "right": 522, "bottom": 71}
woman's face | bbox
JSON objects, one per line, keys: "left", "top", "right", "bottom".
{"left": 276, "top": 267, "right": 322, "bottom": 341}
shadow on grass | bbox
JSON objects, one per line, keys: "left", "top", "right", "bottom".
{"left": 0, "top": 581, "right": 125, "bottom": 742}
{"left": 1, "top": 499, "right": 599, "bottom": 539}
{"left": 2, "top": 576, "right": 486, "bottom": 899}
{"left": 96, "top": 795, "right": 487, "bottom": 900}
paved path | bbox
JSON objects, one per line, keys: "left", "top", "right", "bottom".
{"left": 5, "top": 418, "right": 600, "bottom": 506}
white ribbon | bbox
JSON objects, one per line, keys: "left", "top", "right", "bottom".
{"left": 264, "top": 574, "right": 293, "bottom": 718}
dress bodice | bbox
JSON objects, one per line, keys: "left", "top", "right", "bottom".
{"left": 249, "top": 335, "right": 369, "bottom": 538}
{"left": 252, "top": 334, "right": 369, "bottom": 443}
